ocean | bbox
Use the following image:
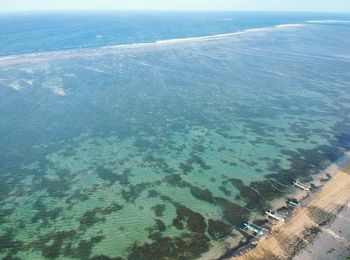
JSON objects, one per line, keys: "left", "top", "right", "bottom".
{"left": 0, "top": 11, "right": 350, "bottom": 259}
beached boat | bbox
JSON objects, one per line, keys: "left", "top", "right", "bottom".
{"left": 265, "top": 210, "right": 285, "bottom": 221}
{"left": 287, "top": 199, "right": 301, "bottom": 208}
{"left": 240, "top": 221, "right": 265, "bottom": 238}
{"left": 292, "top": 179, "right": 311, "bottom": 191}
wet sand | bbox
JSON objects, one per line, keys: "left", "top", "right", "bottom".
{"left": 232, "top": 163, "right": 350, "bottom": 260}
{"left": 293, "top": 200, "right": 350, "bottom": 260}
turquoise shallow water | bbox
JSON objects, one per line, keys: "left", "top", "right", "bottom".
{"left": 0, "top": 18, "right": 350, "bottom": 259}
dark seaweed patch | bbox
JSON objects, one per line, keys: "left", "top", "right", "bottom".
{"left": 186, "top": 154, "right": 211, "bottom": 170}
{"left": 240, "top": 180, "right": 284, "bottom": 210}
{"left": 219, "top": 185, "right": 231, "bottom": 196}
{"left": 134, "top": 139, "right": 155, "bottom": 150}
{"left": 217, "top": 146, "right": 226, "bottom": 152}
{"left": 0, "top": 231, "right": 24, "bottom": 256}
{"left": 3, "top": 255, "right": 22, "bottom": 260}
{"left": 192, "top": 144, "right": 205, "bottom": 153}
{"left": 0, "top": 181, "right": 11, "bottom": 202}
{"left": 269, "top": 145, "right": 342, "bottom": 185}
{"left": 65, "top": 189, "right": 90, "bottom": 204}
{"left": 31, "top": 199, "right": 63, "bottom": 225}
{"left": 163, "top": 176, "right": 248, "bottom": 227}
{"left": 163, "top": 174, "right": 216, "bottom": 204}
{"left": 79, "top": 209, "right": 106, "bottom": 229}
{"left": 78, "top": 203, "right": 123, "bottom": 230}
{"left": 128, "top": 232, "right": 210, "bottom": 260}
{"left": 32, "top": 230, "right": 77, "bottom": 259}
{"left": 91, "top": 256, "right": 124, "bottom": 260}
{"left": 178, "top": 153, "right": 211, "bottom": 175}
{"left": 337, "top": 133, "right": 350, "bottom": 150}
{"left": 59, "top": 148, "right": 76, "bottom": 157}
{"left": 147, "top": 189, "right": 160, "bottom": 198}
{"left": 215, "top": 197, "right": 249, "bottom": 226}
{"left": 159, "top": 195, "right": 207, "bottom": 234}
{"left": 64, "top": 235, "right": 104, "bottom": 259}
{"left": 151, "top": 204, "right": 166, "bottom": 217}
{"left": 178, "top": 162, "right": 193, "bottom": 175}
{"left": 31, "top": 206, "right": 63, "bottom": 226}
{"left": 147, "top": 218, "right": 167, "bottom": 237}
{"left": 223, "top": 178, "right": 284, "bottom": 210}
{"left": 190, "top": 186, "right": 215, "bottom": 203}
{"left": 0, "top": 208, "right": 14, "bottom": 223}
{"left": 101, "top": 203, "right": 123, "bottom": 215}
{"left": 170, "top": 203, "right": 207, "bottom": 234}
{"left": 246, "top": 161, "right": 258, "bottom": 167}
{"left": 164, "top": 174, "right": 186, "bottom": 188}
{"left": 217, "top": 238, "right": 252, "bottom": 259}
{"left": 121, "top": 182, "right": 153, "bottom": 203}
{"left": 96, "top": 166, "right": 130, "bottom": 185}
{"left": 176, "top": 206, "right": 206, "bottom": 233}
{"left": 142, "top": 154, "right": 174, "bottom": 174}
{"left": 207, "top": 219, "right": 232, "bottom": 240}
{"left": 35, "top": 173, "right": 71, "bottom": 198}
{"left": 155, "top": 219, "right": 166, "bottom": 232}
{"left": 223, "top": 178, "right": 245, "bottom": 190}
{"left": 148, "top": 231, "right": 162, "bottom": 241}
{"left": 90, "top": 256, "right": 115, "bottom": 260}
{"left": 172, "top": 217, "right": 184, "bottom": 230}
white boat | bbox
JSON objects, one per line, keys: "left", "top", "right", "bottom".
{"left": 292, "top": 179, "right": 311, "bottom": 191}
{"left": 265, "top": 210, "right": 285, "bottom": 222}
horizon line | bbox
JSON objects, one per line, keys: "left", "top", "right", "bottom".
{"left": 0, "top": 9, "right": 350, "bottom": 14}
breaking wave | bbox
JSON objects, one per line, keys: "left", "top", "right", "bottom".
{"left": 306, "top": 20, "right": 350, "bottom": 24}
{"left": 0, "top": 23, "right": 304, "bottom": 64}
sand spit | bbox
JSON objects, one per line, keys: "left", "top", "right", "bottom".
{"left": 232, "top": 164, "right": 350, "bottom": 260}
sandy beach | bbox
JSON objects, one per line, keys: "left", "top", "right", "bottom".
{"left": 232, "top": 163, "right": 350, "bottom": 260}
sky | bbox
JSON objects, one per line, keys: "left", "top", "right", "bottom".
{"left": 1, "top": 0, "right": 350, "bottom": 12}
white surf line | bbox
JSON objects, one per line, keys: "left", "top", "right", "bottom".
{"left": 0, "top": 23, "right": 305, "bottom": 64}
{"left": 209, "top": 18, "right": 233, "bottom": 21}
{"left": 103, "top": 23, "right": 303, "bottom": 54}
{"left": 306, "top": 20, "right": 350, "bottom": 24}
{"left": 153, "top": 24, "right": 304, "bottom": 46}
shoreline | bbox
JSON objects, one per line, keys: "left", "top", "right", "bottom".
{"left": 228, "top": 153, "right": 350, "bottom": 260}
{"left": 200, "top": 152, "right": 350, "bottom": 260}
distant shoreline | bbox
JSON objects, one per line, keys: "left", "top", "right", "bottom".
{"left": 230, "top": 155, "right": 350, "bottom": 260}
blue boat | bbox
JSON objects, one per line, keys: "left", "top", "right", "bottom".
{"left": 240, "top": 221, "right": 265, "bottom": 238}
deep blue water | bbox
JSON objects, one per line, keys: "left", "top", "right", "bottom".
{"left": 1, "top": 11, "right": 350, "bottom": 56}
